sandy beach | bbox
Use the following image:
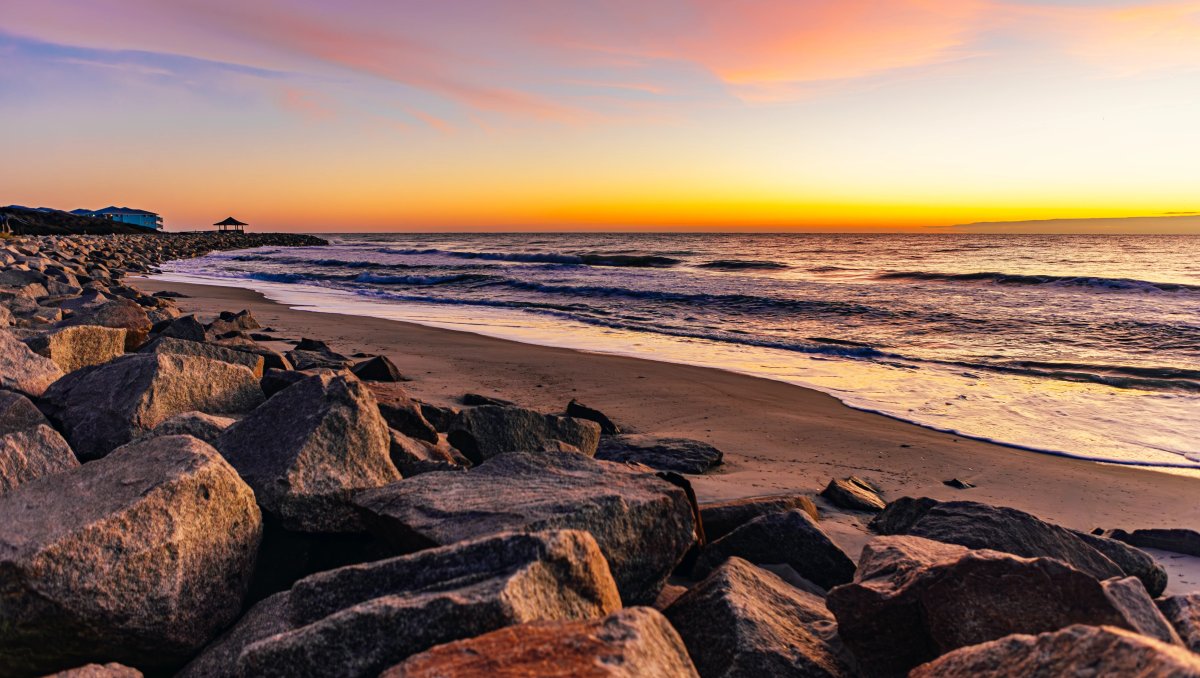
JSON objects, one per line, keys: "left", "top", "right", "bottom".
{"left": 133, "top": 276, "right": 1200, "bottom": 592}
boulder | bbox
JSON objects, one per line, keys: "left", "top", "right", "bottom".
{"left": 700, "top": 493, "right": 820, "bottom": 541}
{"left": 0, "top": 435, "right": 262, "bottom": 675}
{"left": 1076, "top": 529, "right": 1169, "bottom": 598}
{"left": 868, "top": 496, "right": 939, "bottom": 534}
{"left": 0, "top": 328, "right": 64, "bottom": 397}
{"left": 286, "top": 347, "right": 352, "bottom": 371}
{"left": 0, "top": 424, "right": 78, "bottom": 495}
{"left": 694, "top": 509, "right": 855, "bottom": 590}
{"left": 140, "top": 336, "right": 265, "bottom": 377}
{"left": 1160, "top": 593, "right": 1200, "bottom": 653}
{"left": 910, "top": 625, "right": 1200, "bottom": 678}
{"left": 461, "top": 392, "right": 515, "bottom": 406}
{"left": 388, "top": 429, "right": 461, "bottom": 476}
{"left": 826, "top": 535, "right": 1180, "bottom": 677}
{"left": 446, "top": 405, "right": 601, "bottom": 464}
{"left": 43, "top": 665, "right": 143, "bottom": 678}
{"left": 367, "top": 382, "right": 439, "bottom": 444}
{"left": 58, "top": 298, "right": 151, "bottom": 350}
{"left": 383, "top": 607, "right": 697, "bottom": 678}
{"left": 354, "top": 449, "right": 696, "bottom": 605}
{"left": 22, "top": 325, "right": 126, "bottom": 373}
{"left": 39, "top": 353, "right": 265, "bottom": 460}
{"left": 418, "top": 402, "right": 458, "bottom": 432}
{"left": 566, "top": 398, "right": 620, "bottom": 435}
{"left": 351, "top": 355, "right": 406, "bottom": 382}
{"left": 216, "top": 372, "right": 398, "bottom": 533}
{"left": 1108, "top": 528, "right": 1200, "bottom": 557}
{"left": 874, "top": 498, "right": 1140, "bottom": 592}
{"left": 0, "top": 389, "right": 52, "bottom": 432}
{"left": 595, "top": 434, "right": 723, "bottom": 474}
{"left": 206, "top": 309, "right": 260, "bottom": 336}
{"left": 176, "top": 592, "right": 292, "bottom": 678}
{"left": 157, "top": 314, "right": 207, "bottom": 342}
{"left": 148, "top": 411, "right": 236, "bottom": 445}
{"left": 261, "top": 367, "right": 312, "bottom": 397}
{"left": 664, "top": 557, "right": 852, "bottom": 677}
{"left": 235, "top": 530, "right": 621, "bottom": 678}
{"left": 820, "top": 476, "right": 885, "bottom": 512}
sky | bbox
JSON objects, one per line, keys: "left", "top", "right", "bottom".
{"left": 2, "top": 0, "right": 1199, "bottom": 232}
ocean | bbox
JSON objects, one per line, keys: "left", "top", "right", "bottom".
{"left": 153, "top": 233, "right": 1200, "bottom": 469}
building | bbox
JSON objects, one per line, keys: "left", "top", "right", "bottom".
{"left": 214, "top": 216, "right": 247, "bottom": 233}
{"left": 70, "top": 206, "right": 163, "bottom": 230}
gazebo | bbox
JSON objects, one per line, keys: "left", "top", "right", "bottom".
{"left": 214, "top": 216, "right": 247, "bottom": 233}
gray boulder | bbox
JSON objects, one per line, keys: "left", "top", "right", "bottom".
{"left": 22, "top": 325, "right": 126, "bottom": 373}
{"left": 1107, "top": 528, "right": 1200, "bottom": 557}
{"left": 700, "top": 493, "right": 820, "bottom": 541}
{"left": 58, "top": 298, "right": 151, "bottom": 350}
{"left": 384, "top": 607, "right": 696, "bottom": 678}
{"left": 1160, "top": 593, "right": 1200, "bottom": 653}
{"left": 1076, "top": 529, "right": 1169, "bottom": 598}
{"left": 354, "top": 448, "right": 696, "bottom": 605}
{"left": 141, "top": 336, "right": 265, "bottom": 377}
{"left": 826, "top": 535, "right": 1180, "bottom": 677}
{"left": 694, "top": 509, "right": 856, "bottom": 590}
{"left": 367, "top": 382, "right": 438, "bottom": 444}
{"left": 42, "top": 664, "right": 143, "bottom": 678}
{"left": 910, "top": 625, "right": 1200, "bottom": 678}
{"left": 157, "top": 314, "right": 207, "bottom": 342}
{"left": 0, "top": 435, "right": 262, "bottom": 675}
{"left": 820, "top": 476, "right": 885, "bottom": 512}
{"left": 216, "top": 372, "right": 399, "bottom": 533}
{"left": 665, "top": 557, "right": 852, "bottom": 677}
{"left": 235, "top": 530, "right": 621, "bottom": 678}
{"left": 176, "top": 592, "right": 291, "bottom": 678}
{"left": 565, "top": 398, "right": 620, "bottom": 435}
{"left": 0, "top": 424, "right": 78, "bottom": 496}
{"left": 0, "top": 328, "right": 64, "bottom": 397}
{"left": 148, "top": 411, "right": 236, "bottom": 445}
{"left": 40, "top": 353, "right": 264, "bottom": 460}
{"left": 388, "top": 429, "right": 461, "bottom": 476}
{"left": 446, "top": 405, "right": 601, "bottom": 464}
{"left": 595, "top": 434, "right": 723, "bottom": 474}
{"left": 0, "top": 389, "right": 51, "bottom": 432}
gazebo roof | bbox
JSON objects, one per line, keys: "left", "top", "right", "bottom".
{"left": 214, "top": 216, "right": 248, "bottom": 226}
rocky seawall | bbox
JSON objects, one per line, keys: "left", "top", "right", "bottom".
{"left": 0, "top": 234, "right": 1199, "bottom": 676}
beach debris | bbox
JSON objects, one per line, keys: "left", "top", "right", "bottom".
{"left": 595, "top": 434, "right": 724, "bottom": 474}
{"left": 21, "top": 324, "right": 126, "bottom": 373}
{"left": 821, "top": 475, "right": 886, "bottom": 512}
{"left": 826, "top": 535, "right": 1178, "bottom": 677}
{"left": 693, "top": 508, "right": 856, "bottom": 590}
{"left": 233, "top": 531, "right": 620, "bottom": 678}
{"left": 40, "top": 353, "right": 264, "bottom": 460}
{"left": 665, "top": 557, "right": 850, "bottom": 678}
{"left": 1159, "top": 593, "right": 1200, "bottom": 653}
{"left": 910, "top": 625, "right": 1200, "bottom": 678}
{"left": 0, "top": 435, "right": 261, "bottom": 675}
{"left": 0, "top": 327, "right": 65, "bottom": 396}
{"left": 216, "top": 372, "right": 398, "bottom": 533}
{"left": 943, "top": 477, "right": 975, "bottom": 489}
{"left": 700, "top": 493, "right": 821, "bottom": 541}
{"left": 383, "top": 607, "right": 698, "bottom": 678}
{"left": 354, "top": 448, "right": 696, "bottom": 605}
{"left": 351, "top": 354, "right": 407, "bottom": 382}
{"left": 446, "top": 404, "right": 601, "bottom": 463}
{"left": 565, "top": 398, "right": 621, "bottom": 435}
{"left": 367, "top": 382, "right": 439, "bottom": 443}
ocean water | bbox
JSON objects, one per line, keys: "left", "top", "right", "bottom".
{"left": 154, "top": 233, "right": 1200, "bottom": 469}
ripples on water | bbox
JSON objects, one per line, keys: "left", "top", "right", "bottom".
{"left": 157, "top": 233, "right": 1200, "bottom": 469}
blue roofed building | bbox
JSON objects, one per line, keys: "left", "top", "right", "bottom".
{"left": 69, "top": 206, "right": 163, "bottom": 230}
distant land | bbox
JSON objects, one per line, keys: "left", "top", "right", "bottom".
{"left": 948, "top": 214, "right": 1200, "bottom": 234}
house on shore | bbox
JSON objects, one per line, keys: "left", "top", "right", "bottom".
{"left": 70, "top": 206, "right": 163, "bottom": 231}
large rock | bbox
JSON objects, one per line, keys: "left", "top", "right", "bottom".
{"left": 1108, "top": 528, "right": 1200, "bottom": 557}
{"left": 664, "top": 557, "right": 852, "bottom": 677}
{"left": 826, "top": 535, "right": 1180, "bottom": 677}
{"left": 1076, "top": 529, "right": 1169, "bottom": 598}
{"left": 148, "top": 410, "right": 236, "bottom": 445}
{"left": 873, "top": 498, "right": 1152, "bottom": 594}
{"left": 383, "top": 607, "right": 697, "bottom": 678}
{"left": 566, "top": 398, "right": 620, "bottom": 435}
{"left": 1160, "top": 593, "right": 1200, "bottom": 653}
{"left": 206, "top": 310, "right": 261, "bottom": 337}
{"left": 0, "top": 424, "right": 78, "bottom": 495}
{"left": 157, "top": 314, "right": 207, "bottom": 342}
{"left": 700, "top": 493, "right": 820, "bottom": 541}
{"left": 39, "top": 353, "right": 265, "bottom": 460}
{"left": 176, "top": 592, "right": 291, "bottom": 678}
{"left": 354, "top": 448, "right": 696, "bottom": 605}
{"left": 867, "top": 495, "right": 940, "bottom": 534}
{"left": 694, "top": 509, "right": 855, "bottom": 590}
{"left": 350, "top": 355, "right": 406, "bottom": 382}
{"left": 0, "top": 389, "right": 51, "bottom": 432}
{"left": 0, "top": 435, "right": 262, "bottom": 675}
{"left": 0, "top": 328, "right": 64, "bottom": 397}
{"left": 367, "top": 382, "right": 438, "bottom": 444}
{"left": 234, "top": 530, "right": 621, "bottom": 678}
{"left": 446, "top": 405, "right": 601, "bottom": 464}
{"left": 58, "top": 298, "right": 151, "bottom": 350}
{"left": 22, "top": 325, "right": 126, "bottom": 373}
{"left": 388, "top": 428, "right": 461, "bottom": 476}
{"left": 216, "top": 372, "right": 398, "bottom": 533}
{"left": 140, "top": 336, "right": 265, "bottom": 377}
{"left": 910, "top": 625, "right": 1200, "bottom": 677}
{"left": 820, "top": 476, "right": 885, "bottom": 512}
{"left": 43, "top": 665, "right": 143, "bottom": 678}
{"left": 595, "top": 434, "right": 723, "bottom": 474}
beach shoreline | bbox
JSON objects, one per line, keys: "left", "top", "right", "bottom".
{"left": 133, "top": 275, "right": 1200, "bottom": 591}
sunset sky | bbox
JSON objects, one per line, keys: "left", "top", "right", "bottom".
{"left": 3, "top": 0, "right": 1199, "bottom": 232}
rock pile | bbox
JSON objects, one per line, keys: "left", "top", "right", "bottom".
{"left": 0, "top": 232, "right": 1197, "bottom": 676}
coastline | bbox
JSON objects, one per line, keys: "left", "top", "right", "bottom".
{"left": 133, "top": 275, "right": 1200, "bottom": 591}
